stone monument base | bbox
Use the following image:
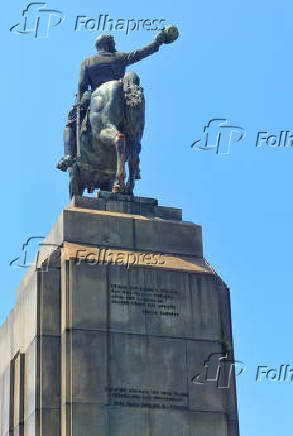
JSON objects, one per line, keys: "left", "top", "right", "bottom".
{"left": 0, "top": 195, "right": 239, "bottom": 436}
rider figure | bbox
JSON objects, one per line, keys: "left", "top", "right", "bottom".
{"left": 61, "top": 30, "right": 169, "bottom": 166}
{"left": 78, "top": 31, "right": 167, "bottom": 102}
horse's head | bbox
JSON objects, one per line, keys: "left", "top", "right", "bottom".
{"left": 123, "top": 71, "right": 140, "bottom": 87}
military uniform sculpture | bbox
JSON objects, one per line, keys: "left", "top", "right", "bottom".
{"left": 57, "top": 26, "right": 179, "bottom": 197}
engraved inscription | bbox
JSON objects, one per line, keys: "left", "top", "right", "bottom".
{"left": 105, "top": 386, "right": 188, "bottom": 409}
{"left": 110, "top": 284, "right": 180, "bottom": 317}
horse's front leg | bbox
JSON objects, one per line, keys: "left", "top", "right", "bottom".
{"left": 113, "top": 133, "right": 126, "bottom": 193}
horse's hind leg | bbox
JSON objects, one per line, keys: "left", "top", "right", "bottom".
{"left": 125, "top": 156, "right": 135, "bottom": 195}
{"left": 113, "top": 133, "right": 126, "bottom": 193}
{"left": 134, "top": 154, "right": 141, "bottom": 180}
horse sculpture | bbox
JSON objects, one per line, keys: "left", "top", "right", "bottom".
{"left": 59, "top": 72, "right": 144, "bottom": 197}
{"left": 57, "top": 28, "right": 178, "bottom": 198}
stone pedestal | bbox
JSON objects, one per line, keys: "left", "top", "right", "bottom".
{"left": 0, "top": 195, "right": 239, "bottom": 436}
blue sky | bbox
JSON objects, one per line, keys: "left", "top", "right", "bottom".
{"left": 2, "top": 0, "right": 293, "bottom": 434}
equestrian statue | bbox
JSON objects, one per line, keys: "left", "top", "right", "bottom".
{"left": 57, "top": 26, "right": 179, "bottom": 197}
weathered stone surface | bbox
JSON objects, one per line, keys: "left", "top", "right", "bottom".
{"left": 70, "top": 195, "right": 107, "bottom": 211}
{"left": 105, "top": 407, "right": 149, "bottom": 436}
{"left": 24, "top": 339, "right": 37, "bottom": 423}
{"left": 68, "top": 404, "right": 106, "bottom": 436}
{"left": 69, "top": 330, "right": 106, "bottom": 404}
{"left": 60, "top": 261, "right": 222, "bottom": 341}
{"left": 40, "top": 196, "right": 202, "bottom": 262}
{"left": 187, "top": 340, "right": 225, "bottom": 412}
{"left": 23, "top": 408, "right": 61, "bottom": 436}
{"left": 63, "top": 208, "right": 135, "bottom": 249}
{"left": 40, "top": 269, "right": 61, "bottom": 336}
{"left": 70, "top": 193, "right": 182, "bottom": 220}
{"left": 0, "top": 368, "right": 10, "bottom": 436}
{"left": 40, "top": 336, "right": 61, "bottom": 409}
{"left": 155, "top": 205, "right": 182, "bottom": 221}
{"left": 150, "top": 409, "right": 228, "bottom": 436}
{"left": 134, "top": 217, "right": 202, "bottom": 256}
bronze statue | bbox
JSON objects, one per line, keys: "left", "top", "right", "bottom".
{"left": 57, "top": 26, "right": 179, "bottom": 198}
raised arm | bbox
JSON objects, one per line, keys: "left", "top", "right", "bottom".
{"left": 124, "top": 26, "right": 179, "bottom": 66}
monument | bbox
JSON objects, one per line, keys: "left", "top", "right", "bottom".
{"left": 0, "top": 27, "right": 239, "bottom": 436}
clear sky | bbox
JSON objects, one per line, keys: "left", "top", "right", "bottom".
{"left": 1, "top": 0, "right": 293, "bottom": 434}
